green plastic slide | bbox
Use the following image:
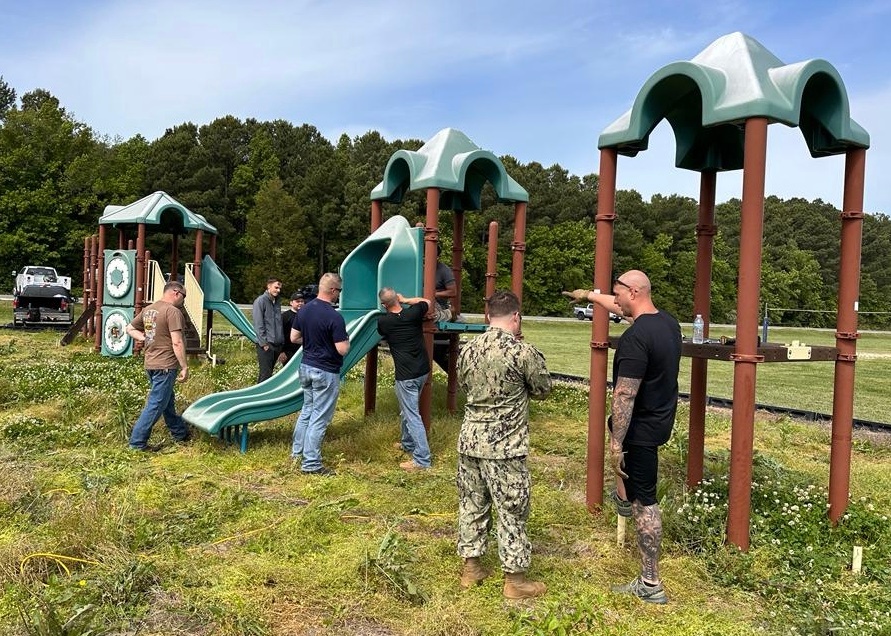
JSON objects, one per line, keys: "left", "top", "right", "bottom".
{"left": 200, "top": 255, "right": 258, "bottom": 344}
{"left": 182, "top": 310, "right": 382, "bottom": 436}
{"left": 183, "top": 215, "right": 423, "bottom": 446}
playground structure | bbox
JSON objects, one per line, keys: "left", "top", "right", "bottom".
{"left": 588, "top": 32, "right": 868, "bottom": 549}
{"left": 77, "top": 191, "right": 257, "bottom": 357}
{"left": 365, "top": 128, "right": 530, "bottom": 425}
{"left": 71, "top": 34, "right": 869, "bottom": 554}
{"left": 179, "top": 128, "right": 530, "bottom": 450}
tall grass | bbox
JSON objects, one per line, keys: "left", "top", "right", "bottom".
{"left": 0, "top": 328, "right": 889, "bottom": 634}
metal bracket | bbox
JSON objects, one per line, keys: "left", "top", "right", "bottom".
{"left": 730, "top": 353, "right": 764, "bottom": 363}
{"left": 695, "top": 224, "right": 718, "bottom": 236}
{"left": 595, "top": 213, "right": 617, "bottom": 222}
{"left": 835, "top": 331, "right": 860, "bottom": 340}
{"left": 837, "top": 353, "right": 858, "bottom": 362}
{"left": 840, "top": 210, "right": 865, "bottom": 220}
{"left": 591, "top": 340, "right": 610, "bottom": 350}
{"left": 784, "top": 340, "right": 812, "bottom": 360}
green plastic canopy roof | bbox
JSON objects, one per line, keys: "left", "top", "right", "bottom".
{"left": 598, "top": 32, "right": 870, "bottom": 172}
{"left": 371, "top": 128, "right": 529, "bottom": 210}
{"left": 100, "top": 191, "right": 217, "bottom": 235}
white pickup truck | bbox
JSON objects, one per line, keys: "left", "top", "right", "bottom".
{"left": 11, "top": 266, "right": 74, "bottom": 326}
{"left": 572, "top": 303, "right": 622, "bottom": 323}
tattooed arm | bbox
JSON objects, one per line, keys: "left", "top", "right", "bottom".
{"left": 610, "top": 376, "right": 641, "bottom": 477}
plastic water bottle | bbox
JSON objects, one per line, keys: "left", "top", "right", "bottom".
{"left": 692, "top": 314, "right": 705, "bottom": 344}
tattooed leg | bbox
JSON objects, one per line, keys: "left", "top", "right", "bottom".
{"left": 631, "top": 501, "right": 662, "bottom": 584}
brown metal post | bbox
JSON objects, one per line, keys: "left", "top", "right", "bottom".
{"left": 118, "top": 228, "right": 126, "bottom": 250}
{"left": 419, "top": 189, "right": 441, "bottom": 430}
{"left": 726, "top": 117, "right": 769, "bottom": 550}
{"left": 446, "top": 211, "right": 465, "bottom": 413}
{"left": 828, "top": 148, "right": 866, "bottom": 523}
{"left": 82, "top": 237, "right": 90, "bottom": 302}
{"left": 511, "top": 202, "right": 527, "bottom": 304}
{"left": 193, "top": 229, "right": 204, "bottom": 281}
{"left": 89, "top": 235, "right": 99, "bottom": 336}
{"left": 82, "top": 237, "right": 91, "bottom": 337}
{"left": 94, "top": 225, "right": 107, "bottom": 351}
{"left": 135, "top": 224, "right": 146, "bottom": 310}
{"left": 452, "top": 210, "right": 465, "bottom": 315}
{"left": 586, "top": 148, "right": 617, "bottom": 512}
{"left": 365, "top": 200, "right": 384, "bottom": 416}
{"left": 688, "top": 170, "right": 717, "bottom": 487}
{"left": 485, "top": 221, "right": 499, "bottom": 318}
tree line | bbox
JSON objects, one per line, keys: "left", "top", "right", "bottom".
{"left": 1, "top": 78, "right": 889, "bottom": 328}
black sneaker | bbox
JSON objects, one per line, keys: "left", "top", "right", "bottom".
{"left": 301, "top": 466, "right": 336, "bottom": 477}
{"left": 611, "top": 576, "right": 668, "bottom": 604}
{"left": 129, "top": 443, "right": 163, "bottom": 453}
{"left": 610, "top": 490, "right": 633, "bottom": 518}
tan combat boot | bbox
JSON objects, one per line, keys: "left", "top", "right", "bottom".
{"left": 459, "top": 557, "right": 491, "bottom": 589}
{"left": 503, "top": 572, "right": 547, "bottom": 599}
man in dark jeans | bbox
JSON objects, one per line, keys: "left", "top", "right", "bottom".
{"left": 377, "top": 287, "right": 432, "bottom": 471}
{"left": 252, "top": 278, "right": 283, "bottom": 383}
{"left": 125, "top": 281, "right": 191, "bottom": 451}
{"left": 289, "top": 273, "right": 350, "bottom": 475}
{"left": 567, "top": 271, "right": 681, "bottom": 604}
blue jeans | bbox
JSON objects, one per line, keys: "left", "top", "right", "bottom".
{"left": 395, "top": 374, "right": 431, "bottom": 467}
{"left": 291, "top": 364, "right": 341, "bottom": 471}
{"left": 129, "top": 369, "right": 190, "bottom": 449}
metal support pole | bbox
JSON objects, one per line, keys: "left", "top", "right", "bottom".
{"left": 447, "top": 211, "right": 465, "bottom": 414}
{"left": 94, "top": 225, "right": 107, "bottom": 351}
{"left": 365, "top": 200, "right": 383, "bottom": 416}
{"left": 419, "top": 189, "right": 440, "bottom": 431}
{"left": 761, "top": 303, "right": 769, "bottom": 344}
{"left": 193, "top": 229, "right": 203, "bottom": 281}
{"left": 484, "top": 221, "right": 499, "bottom": 318}
{"left": 135, "top": 224, "right": 147, "bottom": 310}
{"left": 829, "top": 148, "right": 866, "bottom": 524}
{"left": 688, "top": 170, "right": 717, "bottom": 487}
{"left": 586, "top": 148, "right": 617, "bottom": 512}
{"left": 726, "top": 117, "right": 769, "bottom": 550}
{"left": 511, "top": 202, "right": 527, "bottom": 305}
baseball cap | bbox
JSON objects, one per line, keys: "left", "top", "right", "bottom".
{"left": 290, "top": 291, "right": 304, "bottom": 301}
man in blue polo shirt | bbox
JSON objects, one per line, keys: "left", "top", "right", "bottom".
{"left": 289, "top": 273, "right": 350, "bottom": 476}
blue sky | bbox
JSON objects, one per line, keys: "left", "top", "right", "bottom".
{"left": 2, "top": 0, "right": 890, "bottom": 214}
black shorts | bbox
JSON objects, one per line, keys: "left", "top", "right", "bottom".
{"left": 622, "top": 444, "right": 659, "bottom": 507}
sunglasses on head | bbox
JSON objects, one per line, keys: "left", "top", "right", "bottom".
{"left": 613, "top": 278, "right": 634, "bottom": 291}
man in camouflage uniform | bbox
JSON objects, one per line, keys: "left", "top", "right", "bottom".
{"left": 456, "top": 290, "right": 552, "bottom": 599}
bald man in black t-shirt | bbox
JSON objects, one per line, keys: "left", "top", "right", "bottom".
{"left": 566, "top": 271, "right": 681, "bottom": 604}
{"left": 377, "top": 287, "right": 433, "bottom": 471}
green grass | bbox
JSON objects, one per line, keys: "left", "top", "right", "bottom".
{"left": 1, "top": 318, "right": 890, "bottom": 634}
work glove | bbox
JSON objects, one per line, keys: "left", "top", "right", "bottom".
{"left": 561, "top": 289, "right": 590, "bottom": 303}
{"left": 610, "top": 439, "right": 628, "bottom": 479}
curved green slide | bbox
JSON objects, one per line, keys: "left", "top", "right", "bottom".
{"left": 200, "top": 254, "right": 258, "bottom": 344}
{"left": 183, "top": 215, "right": 423, "bottom": 448}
